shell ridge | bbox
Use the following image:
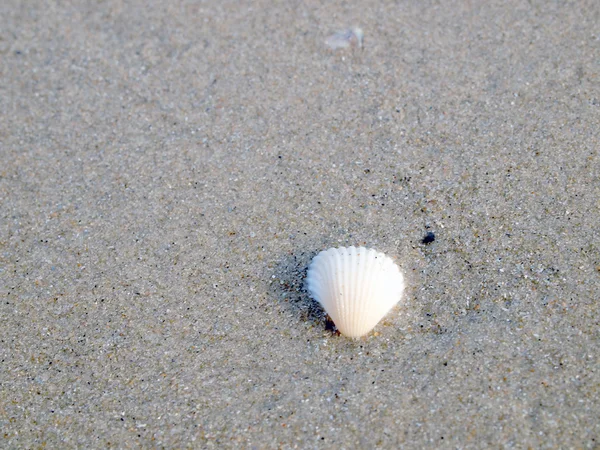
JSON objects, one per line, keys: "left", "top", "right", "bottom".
{"left": 349, "top": 246, "right": 359, "bottom": 336}
{"left": 355, "top": 247, "right": 369, "bottom": 336}
{"left": 374, "top": 252, "right": 392, "bottom": 330}
{"left": 375, "top": 253, "right": 396, "bottom": 323}
{"left": 340, "top": 247, "right": 348, "bottom": 334}
{"left": 318, "top": 250, "right": 331, "bottom": 318}
{"left": 384, "top": 257, "right": 403, "bottom": 316}
{"left": 353, "top": 248, "right": 367, "bottom": 336}
{"left": 309, "top": 256, "right": 327, "bottom": 310}
{"left": 307, "top": 261, "right": 324, "bottom": 300}
{"left": 347, "top": 247, "right": 356, "bottom": 335}
{"left": 335, "top": 247, "right": 348, "bottom": 332}
{"left": 310, "top": 275, "right": 325, "bottom": 303}
{"left": 350, "top": 246, "right": 360, "bottom": 336}
{"left": 362, "top": 249, "right": 379, "bottom": 334}
{"left": 326, "top": 248, "right": 341, "bottom": 324}
{"left": 352, "top": 247, "right": 366, "bottom": 336}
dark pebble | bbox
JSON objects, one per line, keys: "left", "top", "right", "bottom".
{"left": 422, "top": 231, "right": 435, "bottom": 244}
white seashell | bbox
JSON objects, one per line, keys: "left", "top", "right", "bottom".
{"left": 306, "top": 246, "right": 405, "bottom": 337}
{"left": 325, "top": 27, "right": 364, "bottom": 50}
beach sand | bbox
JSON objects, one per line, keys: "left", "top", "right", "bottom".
{"left": 1, "top": 0, "right": 598, "bottom": 447}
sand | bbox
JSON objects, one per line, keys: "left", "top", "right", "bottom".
{"left": 1, "top": 0, "right": 598, "bottom": 448}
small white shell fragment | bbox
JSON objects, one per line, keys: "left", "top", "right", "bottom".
{"left": 306, "top": 246, "right": 405, "bottom": 337}
{"left": 325, "top": 27, "right": 364, "bottom": 50}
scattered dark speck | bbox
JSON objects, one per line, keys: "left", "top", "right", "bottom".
{"left": 422, "top": 231, "right": 435, "bottom": 244}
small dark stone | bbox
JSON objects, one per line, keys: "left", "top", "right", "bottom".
{"left": 422, "top": 231, "right": 435, "bottom": 244}
{"left": 325, "top": 316, "right": 340, "bottom": 335}
{"left": 325, "top": 316, "right": 336, "bottom": 331}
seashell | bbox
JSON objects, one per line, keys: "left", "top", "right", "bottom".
{"left": 325, "top": 27, "right": 364, "bottom": 50}
{"left": 306, "top": 246, "right": 405, "bottom": 337}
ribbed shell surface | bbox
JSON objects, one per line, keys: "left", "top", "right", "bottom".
{"left": 306, "top": 246, "right": 405, "bottom": 337}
